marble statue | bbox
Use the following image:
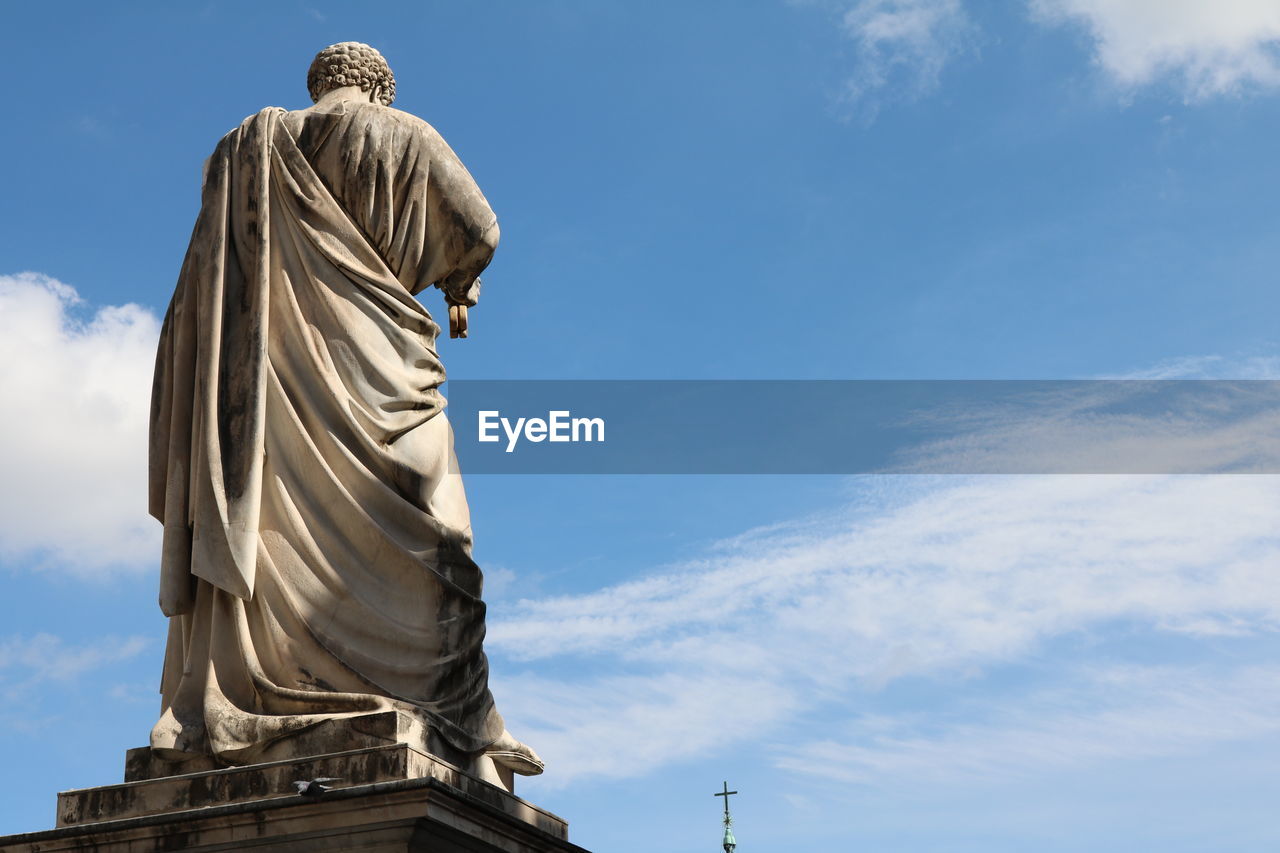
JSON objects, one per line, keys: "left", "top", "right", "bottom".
{"left": 147, "top": 42, "right": 541, "bottom": 784}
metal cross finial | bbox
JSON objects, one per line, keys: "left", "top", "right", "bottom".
{"left": 714, "top": 781, "right": 738, "bottom": 852}
{"left": 714, "top": 781, "right": 738, "bottom": 818}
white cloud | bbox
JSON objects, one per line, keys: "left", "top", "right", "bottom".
{"left": 777, "top": 663, "right": 1280, "bottom": 785}
{"left": 491, "top": 474, "right": 1280, "bottom": 783}
{"left": 1112, "top": 352, "right": 1280, "bottom": 379}
{"left": 1031, "top": 0, "right": 1280, "bottom": 99}
{"left": 896, "top": 381, "right": 1280, "bottom": 475}
{"left": 809, "top": 1, "right": 1280, "bottom": 107}
{"left": 481, "top": 565, "right": 521, "bottom": 601}
{"left": 0, "top": 633, "right": 152, "bottom": 730}
{"left": 0, "top": 632, "right": 150, "bottom": 691}
{"left": 834, "top": 0, "right": 975, "bottom": 113}
{"left": 493, "top": 476, "right": 1280, "bottom": 664}
{"left": 0, "top": 274, "right": 161, "bottom": 573}
{"left": 493, "top": 671, "right": 800, "bottom": 784}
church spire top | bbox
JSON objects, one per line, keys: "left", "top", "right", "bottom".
{"left": 714, "top": 781, "right": 738, "bottom": 852}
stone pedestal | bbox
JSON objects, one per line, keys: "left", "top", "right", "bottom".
{"left": 0, "top": 744, "right": 588, "bottom": 853}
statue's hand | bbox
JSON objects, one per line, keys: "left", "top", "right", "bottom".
{"left": 449, "top": 304, "right": 469, "bottom": 339}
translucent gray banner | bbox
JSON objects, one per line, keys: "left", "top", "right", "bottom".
{"left": 443, "top": 380, "right": 1280, "bottom": 474}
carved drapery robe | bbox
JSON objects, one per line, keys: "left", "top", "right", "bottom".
{"left": 149, "top": 102, "right": 501, "bottom": 763}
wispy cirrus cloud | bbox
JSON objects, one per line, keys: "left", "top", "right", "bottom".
{"left": 831, "top": 0, "right": 976, "bottom": 116}
{"left": 491, "top": 473, "right": 1280, "bottom": 785}
{"left": 895, "top": 381, "right": 1280, "bottom": 475}
{"left": 0, "top": 633, "right": 150, "bottom": 682}
{"left": 777, "top": 663, "right": 1280, "bottom": 786}
{"left": 0, "top": 633, "right": 150, "bottom": 702}
{"left": 0, "top": 274, "right": 161, "bottom": 573}
{"left": 493, "top": 670, "right": 802, "bottom": 783}
{"left": 1111, "top": 351, "right": 1280, "bottom": 380}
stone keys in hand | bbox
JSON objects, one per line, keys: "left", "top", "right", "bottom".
{"left": 442, "top": 275, "right": 479, "bottom": 339}
{"left": 448, "top": 303, "right": 469, "bottom": 339}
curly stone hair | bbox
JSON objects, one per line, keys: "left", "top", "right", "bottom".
{"left": 307, "top": 42, "right": 396, "bottom": 106}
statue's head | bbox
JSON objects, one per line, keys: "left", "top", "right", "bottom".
{"left": 307, "top": 42, "right": 396, "bottom": 106}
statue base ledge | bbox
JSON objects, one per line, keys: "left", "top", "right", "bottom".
{"left": 125, "top": 709, "right": 518, "bottom": 786}
{"left": 0, "top": 745, "right": 584, "bottom": 853}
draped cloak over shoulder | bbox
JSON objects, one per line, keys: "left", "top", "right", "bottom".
{"left": 147, "top": 103, "right": 502, "bottom": 761}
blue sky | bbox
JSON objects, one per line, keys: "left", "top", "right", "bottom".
{"left": 2, "top": 1, "right": 1280, "bottom": 851}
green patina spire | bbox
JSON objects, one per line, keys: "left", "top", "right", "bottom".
{"left": 723, "top": 820, "right": 737, "bottom": 851}
{"left": 714, "top": 781, "right": 738, "bottom": 852}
